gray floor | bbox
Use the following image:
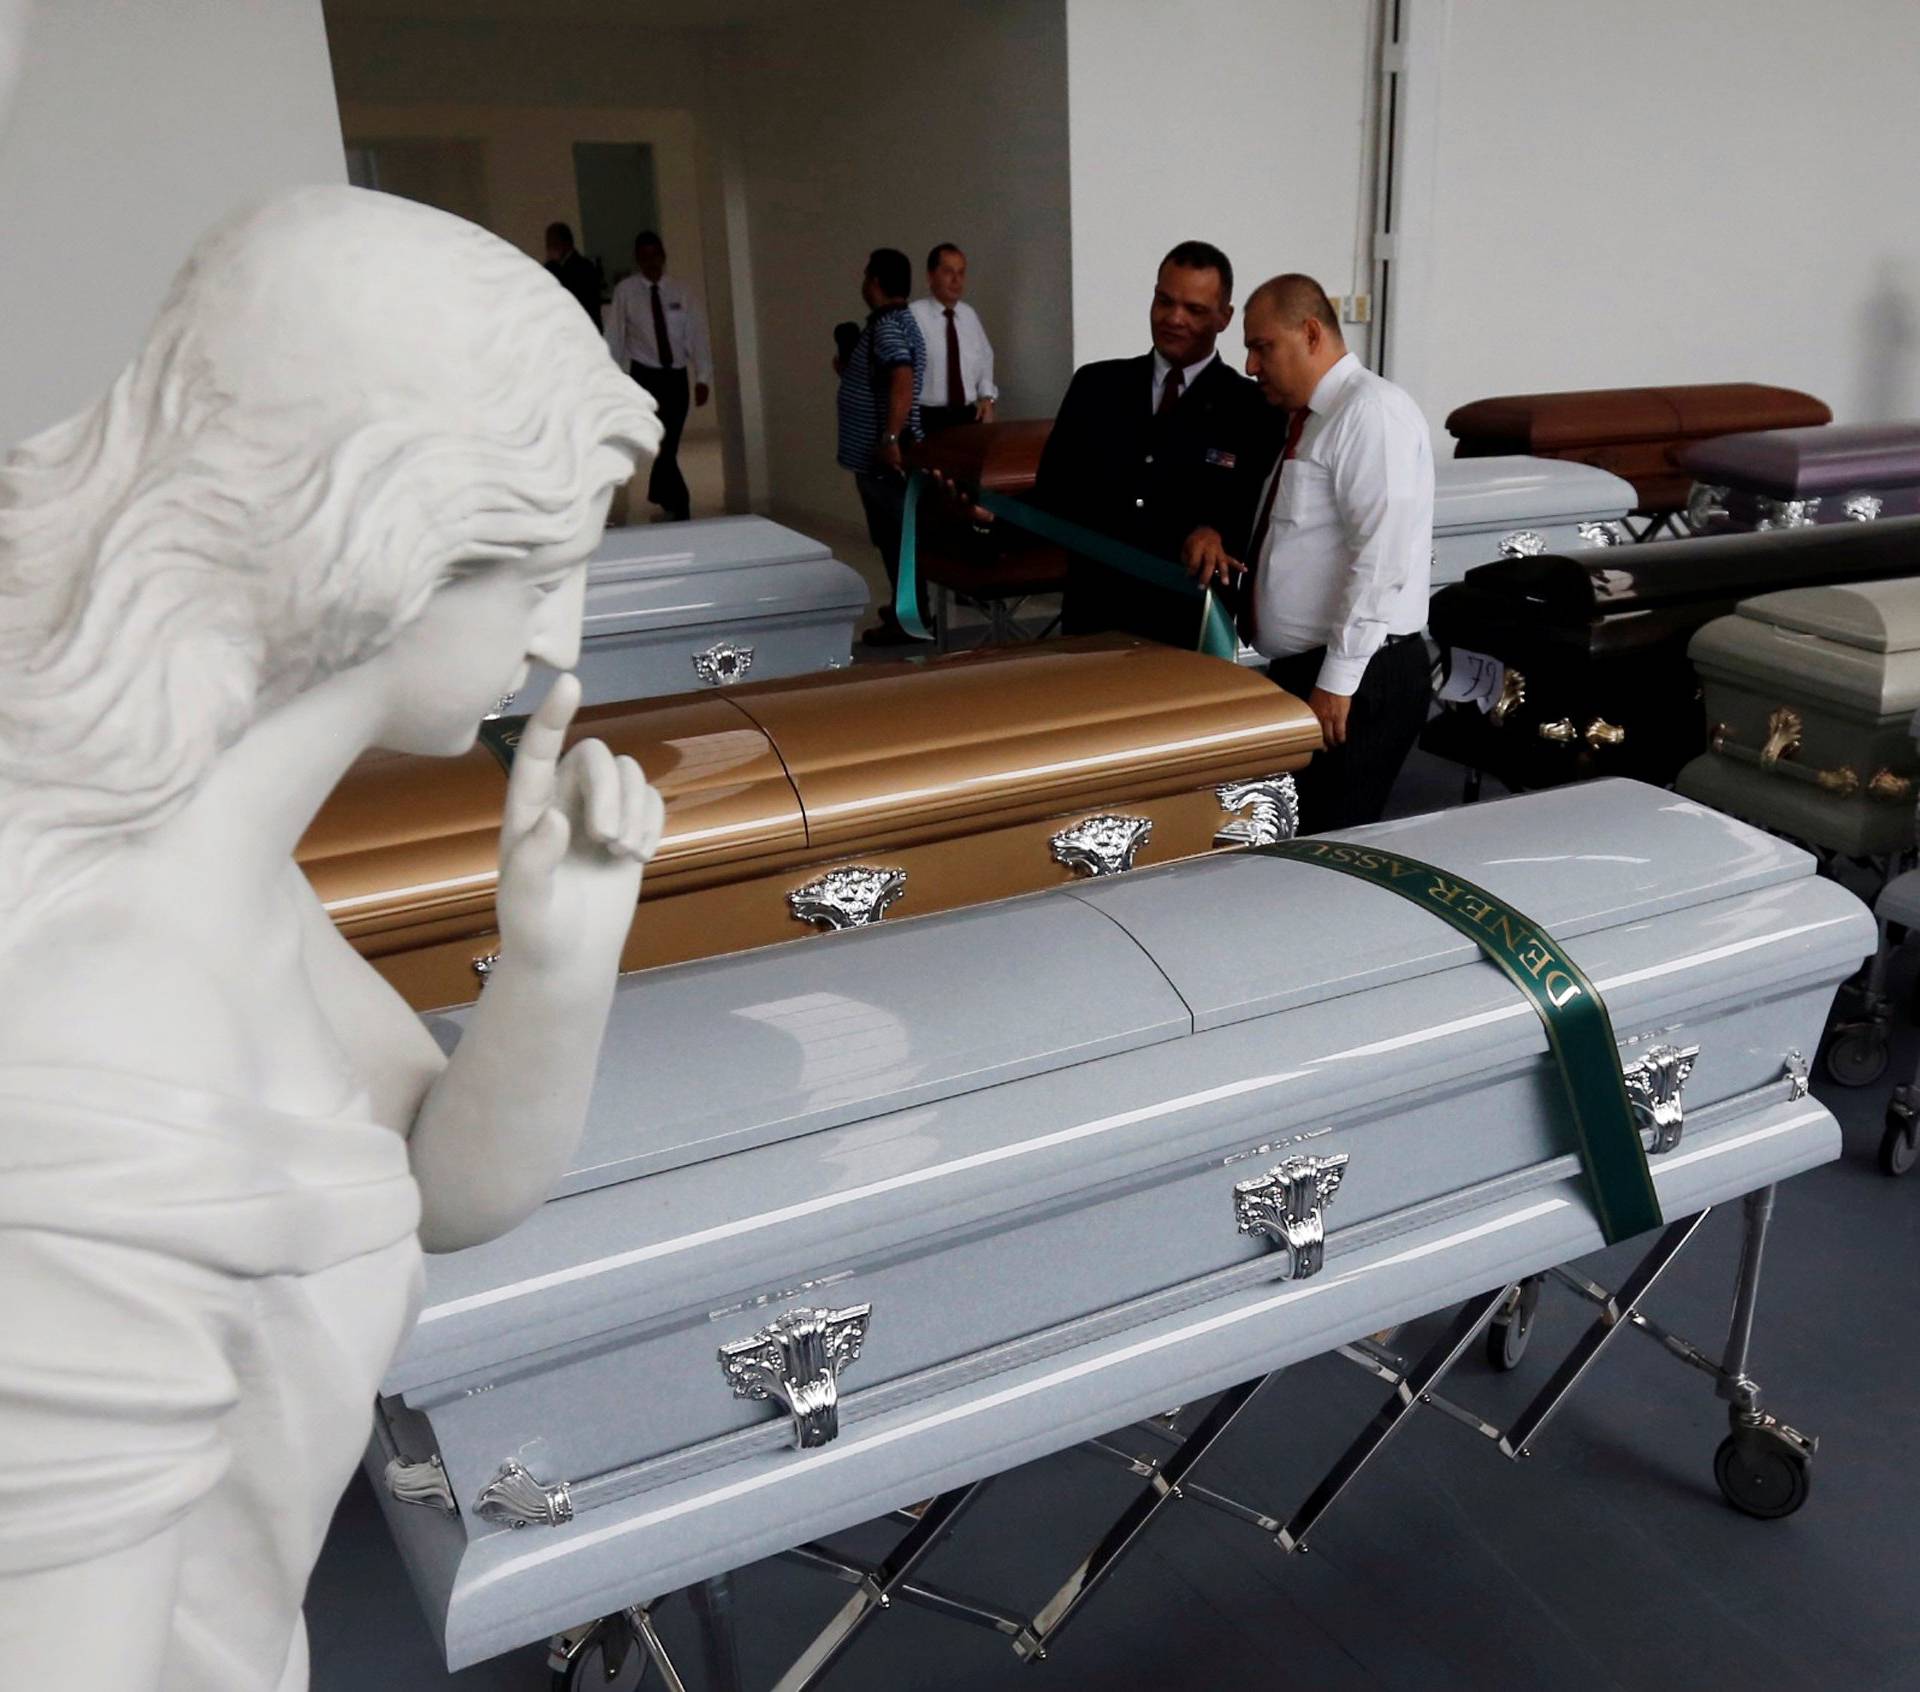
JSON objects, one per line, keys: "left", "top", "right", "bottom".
{"left": 310, "top": 748, "right": 1920, "bottom": 1692}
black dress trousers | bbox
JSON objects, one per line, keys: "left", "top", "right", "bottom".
{"left": 631, "top": 362, "right": 692, "bottom": 520}
{"left": 1267, "top": 636, "right": 1432, "bottom": 833}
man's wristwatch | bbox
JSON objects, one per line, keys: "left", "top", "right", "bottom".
{"left": 878, "top": 431, "right": 901, "bottom": 447}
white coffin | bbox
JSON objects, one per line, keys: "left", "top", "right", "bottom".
{"left": 370, "top": 781, "right": 1869, "bottom": 1668}
{"left": 1430, "top": 455, "right": 1637, "bottom": 588}
{"left": 1677, "top": 578, "right": 1920, "bottom": 857}
{"left": 515, "top": 516, "right": 868, "bottom": 709}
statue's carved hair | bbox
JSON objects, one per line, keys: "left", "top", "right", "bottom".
{"left": 0, "top": 186, "right": 659, "bottom": 913}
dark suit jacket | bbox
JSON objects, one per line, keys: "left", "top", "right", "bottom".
{"left": 1033, "top": 352, "right": 1283, "bottom": 647}
{"left": 547, "top": 251, "right": 603, "bottom": 331}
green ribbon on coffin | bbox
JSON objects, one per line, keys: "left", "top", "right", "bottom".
{"left": 1254, "top": 837, "right": 1663, "bottom": 1246}
{"left": 893, "top": 470, "right": 1241, "bottom": 660}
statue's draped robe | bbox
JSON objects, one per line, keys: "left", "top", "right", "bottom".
{"left": 0, "top": 1066, "right": 422, "bottom": 1691}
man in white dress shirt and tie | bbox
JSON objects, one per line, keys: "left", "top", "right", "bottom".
{"left": 606, "top": 230, "right": 712, "bottom": 521}
{"left": 909, "top": 243, "right": 997, "bottom": 436}
{"left": 1187, "top": 273, "right": 1434, "bottom": 830}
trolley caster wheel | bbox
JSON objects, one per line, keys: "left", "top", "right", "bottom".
{"left": 1484, "top": 1276, "right": 1543, "bottom": 1372}
{"left": 1823, "top": 1028, "right": 1889, "bottom": 1088}
{"left": 1714, "top": 1427, "right": 1811, "bottom": 1520}
{"left": 1881, "top": 1104, "right": 1920, "bottom": 1177}
{"left": 549, "top": 1618, "right": 649, "bottom": 1692}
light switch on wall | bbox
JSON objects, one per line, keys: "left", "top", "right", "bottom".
{"left": 1344, "top": 294, "right": 1373, "bottom": 323}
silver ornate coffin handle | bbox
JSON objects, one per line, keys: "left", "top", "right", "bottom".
{"left": 1686, "top": 482, "right": 1730, "bottom": 533}
{"left": 1843, "top": 492, "right": 1883, "bottom": 523}
{"left": 475, "top": 1458, "right": 574, "bottom": 1529}
{"left": 1234, "top": 1152, "right": 1350, "bottom": 1281}
{"left": 1214, "top": 773, "right": 1301, "bottom": 847}
{"left": 482, "top": 690, "right": 518, "bottom": 722}
{"left": 1784, "top": 1050, "right": 1809, "bottom": 1100}
{"left": 1576, "top": 520, "right": 1626, "bottom": 548}
{"left": 719, "top": 1303, "right": 872, "bottom": 1449}
{"left": 1624, "top": 1043, "right": 1700, "bottom": 1155}
{"left": 1050, "top": 813, "right": 1154, "bottom": 877}
{"left": 1498, "top": 528, "right": 1547, "bottom": 558}
{"left": 787, "top": 866, "right": 907, "bottom": 931}
{"left": 1756, "top": 495, "right": 1821, "bottom": 531}
{"left": 471, "top": 950, "right": 500, "bottom": 984}
{"left": 385, "top": 1454, "right": 457, "bottom": 1514}
{"left": 692, "top": 640, "right": 755, "bottom": 686}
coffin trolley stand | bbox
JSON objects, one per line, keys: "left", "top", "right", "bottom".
{"left": 455, "top": 1049, "right": 1823, "bottom": 1692}
{"left": 369, "top": 785, "right": 1868, "bottom": 1690}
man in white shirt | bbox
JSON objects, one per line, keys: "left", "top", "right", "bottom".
{"left": 1187, "top": 273, "right": 1434, "bottom": 829}
{"left": 909, "top": 243, "right": 997, "bottom": 436}
{"left": 606, "top": 230, "right": 712, "bottom": 521}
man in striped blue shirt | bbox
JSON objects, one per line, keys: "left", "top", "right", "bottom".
{"left": 836, "top": 247, "right": 928, "bottom": 646}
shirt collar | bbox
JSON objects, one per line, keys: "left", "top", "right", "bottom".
{"left": 1303, "top": 350, "right": 1360, "bottom": 415}
{"left": 1154, "top": 348, "right": 1217, "bottom": 388}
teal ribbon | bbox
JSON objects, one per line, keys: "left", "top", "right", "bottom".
{"left": 1255, "top": 838, "right": 1663, "bottom": 1246}
{"left": 894, "top": 470, "right": 1240, "bottom": 659}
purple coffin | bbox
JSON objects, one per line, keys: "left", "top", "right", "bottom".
{"left": 1680, "top": 422, "right": 1920, "bottom": 532}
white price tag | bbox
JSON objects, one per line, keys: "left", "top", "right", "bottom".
{"left": 1437, "top": 647, "right": 1507, "bottom": 713}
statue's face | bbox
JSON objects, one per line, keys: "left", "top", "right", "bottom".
{"left": 368, "top": 487, "right": 613, "bottom": 754}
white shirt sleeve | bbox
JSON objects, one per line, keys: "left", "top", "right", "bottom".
{"left": 605, "top": 280, "right": 631, "bottom": 368}
{"left": 972, "top": 305, "right": 998, "bottom": 402}
{"left": 683, "top": 285, "right": 712, "bottom": 387}
{"left": 1316, "top": 398, "right": 1403, "bottom": 697}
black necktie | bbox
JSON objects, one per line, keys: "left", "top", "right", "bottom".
{"left": 944, "top": 308, "right": 965, "bottom": 411}
{"left": 1157, "top": 364, "right": 1184, "bottom": 416}
{"left": 651, "top": 283, "right": 673, "bottom": 370}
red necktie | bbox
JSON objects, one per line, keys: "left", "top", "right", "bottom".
{"left": 944, "top": 307, "right": 965, "bottom": 410}
{"left": 650, "top": 283, "right": 674, "bottom": 369}
{"left": 1157, "top": 363, "right": 1185, "bottom": 416}
{"left": 1238, "top": 407, "right": 1309, "bottom": 645}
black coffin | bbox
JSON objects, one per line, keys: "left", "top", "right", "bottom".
{"left": 1425, "top": 516, "right": 1920, "bottom": 790}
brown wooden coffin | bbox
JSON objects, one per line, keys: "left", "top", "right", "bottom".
{"left": 1446, "top": 383, "right": 1831, "bottom": 515}
{"left": 905, "top": 418, "right": 1068, "bottom": 610}
{"left": 299, "top": 636, "right": 1322, "bottom": 1009}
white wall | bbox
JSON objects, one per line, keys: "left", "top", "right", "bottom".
{"left": 1408, "top": 0, "right": 1920, "bottom": 438}
{"left": 718, "top": 0, "right": 1072, "bottom": 533}
{"left": 1065, "top": 0, "right": 1379, "bottom": 367}
{"left": 0, "top": 0, "right": 346, "bottom": 449}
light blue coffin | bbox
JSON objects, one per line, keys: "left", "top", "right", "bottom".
{"left": 370, "top": 780, "right": 1870, "bottom": 1668}
{"left": 516, "top": 516, "right": 868, "bottom": 710}
{"left": 1430, "top": 455, "right": 1638, "bottom": 587}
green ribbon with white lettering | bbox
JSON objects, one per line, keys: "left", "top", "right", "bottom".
{"left": 1254, "top": 838, "right": 1662, "bottom": 1245}
{"left": 894, "top": 470, "right": 1239, "bottom": 659}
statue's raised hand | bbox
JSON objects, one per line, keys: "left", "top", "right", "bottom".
{"left": 495, "top": 673, "right": 665, "bottom": 980}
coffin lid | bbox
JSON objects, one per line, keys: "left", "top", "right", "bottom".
{"left": 1679, "top": 422, "right": 1920, "bottom": 498}
{"left": 422, "top": 780, "right": 1815, "bottom": 1209}
{"left": 721, "top": 636, "right": 1320, "bottom": 850}
{"left": 1447, "top": 384, "right": 1831, "bottom": 452}
{"left": 1433, "top": 455, "right": 1634, "bottom": 533}
{"left": 1736, "top": 577, "right": 1920, "bottom": 654}
{"left": 582, "top": 516, "right": 866, "bottom": 637}
{"left": 301, "top": 695, "right": 805, "bottom": 941}
{"left": 906, "top": 417, "right": 1052, "bottom": 493}
{"left": 301, "top": 639, "right": 1316, "bottom": 938}
{"left": 1450, "top": 514, "right": 1920, "bottom": 624}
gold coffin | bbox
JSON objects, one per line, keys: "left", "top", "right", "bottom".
{"left": 299, "top": 636, "right": 1322, "bottom": 1010}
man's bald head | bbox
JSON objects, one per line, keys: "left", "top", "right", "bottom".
{"left": 1242, "top": 273, "right": 1347, "bottom": 408}
{"left": 1245, "top": 273, "right": 1342, "bottom": 337}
